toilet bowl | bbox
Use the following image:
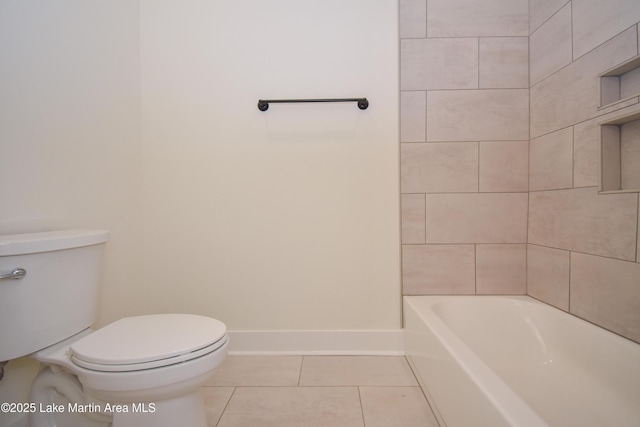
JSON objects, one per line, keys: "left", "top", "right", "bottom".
{"left": 0, "top": 230, "right": 228, "bottom": 427}
{"left": 31, "top": 315, "right": 228, "bottom": 427}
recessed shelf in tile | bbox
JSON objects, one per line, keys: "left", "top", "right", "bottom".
{"left": 599, "top": 55, "right": 640, "bottom": 109}
{"left": 599, "top": 110, "right": 640, "bottom": 194}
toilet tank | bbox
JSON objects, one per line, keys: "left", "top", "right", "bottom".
{"left": 0, "top": 230, "right": 109, "bottom": 361}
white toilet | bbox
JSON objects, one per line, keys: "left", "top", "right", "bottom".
{"left": 0, "top": 230, "right": 228, "bottom": 427}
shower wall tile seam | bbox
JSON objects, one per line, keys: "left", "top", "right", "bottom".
{"left": 423, "top": 194, "right": 427, "bottom": 245}
{"left": 527, "top": 243, "right": 640, "bottom": 265}
{"left": 423, "top": 36, "right": 511, "bottom": 40}
{"left": 529, "top": 102, "right": 640, "bottom": 140}
{"left": 569, "top": 0, "right": 574, "bottom": 63}
{"left": 416, "top": 88, "right": 529, "bottom": 92}
{"left": 573, "top": 23, "right": 639, "bottom": 63}
{"left": 529, "top": 0, "right": 572, "bottom": 35}
{"left": 402, "top": 242, "right": 527, "bottom": 246}
{"left": 571, "top": 126, "right": 575, "bottom": 188}
{"left": 529, "top": 24, "right": 639, "bottom": 95}
{"left": 477, "top": 38, "right": 481, "bottom": 90}
{"left": 568, "top": 249, "right": 572, "bottom": 314}
{"left": 528, "top": 185, "right": 598, "bottom": 193}
{"left": 474, "top": 244, "right": 477, "bottom": 294}
{"left": 423, "top": 91, "right": 428, "bottom": 144}
{"left": 401, "top": 191, "right": 529, "bottom": 194}
{"left": 402, "top": 139, "right": 529, "bottom": 143}
{"left": 477, "top": 142, "right": 481, "bottom": 193}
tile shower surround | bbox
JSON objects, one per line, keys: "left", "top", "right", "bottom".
{"left": 399, "top": 0, "right": 640, "bottom": 344}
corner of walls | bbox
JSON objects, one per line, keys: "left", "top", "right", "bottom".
{"left": 399, "top": 0, "right": 640, "bottom": 345}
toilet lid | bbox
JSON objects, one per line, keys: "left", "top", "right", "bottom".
{"left": 70, "top": 314, "right": 227, "bottom": 369}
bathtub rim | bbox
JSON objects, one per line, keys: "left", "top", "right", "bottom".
{"left": 404, "top": 295, "right": 550, "bottom": 427}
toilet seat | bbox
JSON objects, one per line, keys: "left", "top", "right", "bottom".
{"left": 69, "top": 314, "right": 227, "bottom": 372}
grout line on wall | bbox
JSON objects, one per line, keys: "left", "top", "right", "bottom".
{"left": 420, "top": 88, "right": 528, "bottom": 92}
{"left": 424, "top": 0, "right": 428, "bottom": 40}
{"left": 477, "top": 141, "right": 481, "bottom": 193}
{"left": 529, "top": 0, "right": 572, "bottom": 36}
{"left": 410, "top": 139, "right": 529, "bottom": 144}
{"left": 636, "top": 195, "right": 639, "bottom": 262}
{"left": 619, "top": 126, "right": 623, "bottom": 191}
{"left": 477, "top": 37, "right": 481, "bottom": 90}
{"left": 529, "top": 243, "right": 638, "bottom": 264}
{"left": 571, "top": 126, "right": 575, "bottom": 188}
{"left": 531, "top": 23, "right": 640, "bottom": 94}
{"left": 474, "top": 244, "right": 477, "bottom": 295}
{"left": 401, "top": 242, "right": 526, "bottom": 246}
{"left": 407, "top": 190, "right": 530, "bottom": 194}
{"left": 567, "top": 251, "right": 572, "bottom": 313}
{"left": 528, "top": 186, "right": 598, "bottom": 194}
{"left": 569, "top": 0, "right": 574, "bottom": 62}
{"left": 297, "top": 356, "right": 305, "bottom": 386}
{"left": 423, "top": 194, "right": 427, "bottom": 245}
{"left": 424, "top": 91, "right": 428, "bottom": 146}
{"left": 527, "top": 0, "right": 532, "bottom": 302}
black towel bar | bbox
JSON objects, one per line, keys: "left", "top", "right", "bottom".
{"left": 257, "top": 98, "right": 368, "bottom": 111}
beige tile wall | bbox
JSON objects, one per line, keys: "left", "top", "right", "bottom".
{"left": 402, "top": 245, "right": 475, "bottom": 294}
{"left": 572, "top": 0, "right": 640, "bottom": 59}
{"left": 401, "top": 38, "right": 478, "bottom": 90}
{"left": 529, "top": 187, "right": 637, "bottom": 261}
{"left": 526, "top": 244, "right": 570, "bottom": 310}
{"left": 426, "top": 0, "right": 528, "bottom": 37}
{"left": 529, "top": 127, "right": 574, "bottom": 191}
{"left": 570, "top": 253, "right": 640, "bottom": 343}
{"left": 479, "top": 141, "right": 529, "bottom": 192}
{"left": 529, "top": 3, "right": 572, "bottom": 86}
{"left": 530, "top": 26, "right": 638, "bottom": 138}
{"left": 529, "top": 0, "right": 570, "bottom": 33}
{"left": 476, "top": 244, "right": 527, "bottom": 294}
{"left": 400, "top": 0, "right": 529, "bottom": 295}
{"left": 400, "top": 194, "right": 425, "bottom": 244}
{"left": 400, "top": 0, "right": 640, "bottom": 343}
{"left": 401, "top": 142, "right": 478, "bottom": 193}
{"left": 528, "top": 0, "right": 640, "bottom": 343}
{"left": 425, "top": 193, "right": 528, "bottom": 243}
{"left": 479, "top": 37, "right": 529, "bottom": 89}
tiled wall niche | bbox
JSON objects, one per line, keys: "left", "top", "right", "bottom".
{"left": 400, "top": 0, "right": 640, "bottom": 344}
{"left": 599, "top": 56, "right": 640, "bottom": 195}
{"left": 526, "top": 0, "right": 640, "bottom": 344}
{"left": 600, "top": 110, "right": 640, "bottom": 193}
{"left": 599, "top": 55, "right": 640, "bottom": 109}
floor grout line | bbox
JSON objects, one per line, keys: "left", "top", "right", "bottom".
{"left": 207, "top": 355, "right": 438, "bottom": 427}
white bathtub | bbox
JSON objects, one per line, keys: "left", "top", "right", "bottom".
{"left": 404, "top": 296, "right": 640, "bottom": 427}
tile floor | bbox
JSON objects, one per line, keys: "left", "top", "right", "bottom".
{"left": 201, "top": 355, "right": 439, "bottom": 427}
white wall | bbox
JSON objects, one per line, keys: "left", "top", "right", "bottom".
{"left": 139, "top": 0, "right": 400, "bottom": 330}
{"left": 0, "top": 0, "right": 143, "bottom": 322}
{"left": 0, "top": 0, "right": 141, "bottom": 422}
{"left": 0, "top": 0, "right": 398, "bottom": 345}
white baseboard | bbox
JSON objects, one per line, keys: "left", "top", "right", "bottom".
{"left": 226, "top": 330, "right": 404, "bottom": 356}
